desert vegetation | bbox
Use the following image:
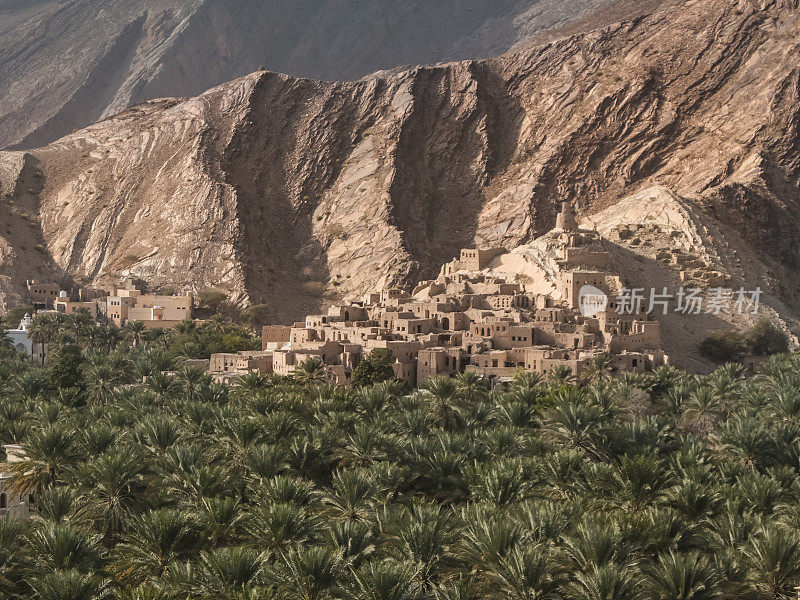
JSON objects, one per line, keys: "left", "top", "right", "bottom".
{"left": 699, "top": 318, "right": 788, "bottom": 363}
{"left": 2, "top": 313, "right": 800, "bottom": 599}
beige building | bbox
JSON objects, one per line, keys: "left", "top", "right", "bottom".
{"left": 54, "top": 293, "right": 99, "bottom": 318}
{"left": 209, "top": 351, "right": 273, "bottom": 378}
{"left": 106, "top": 280, "right": 192, "bottom": 327}
{"left": 0, "top": 444, "right": 33, "bottom": 519}
{"left": 417, "top": 347, "right": 467, "bottom": 384}
{"left": 440, "top": 248, "right": 505, "bottom": 275}
{"left": 262, "top": 325, "right": 292, "bottom": 349}
{"left": 254, "top": 202, "right": 668, "bottom": 387}
{"left": 555, "top": 201, "right": 579, "bottom": 232}
{"left": 26, "top": 280, "right": 60, "bottom": 307}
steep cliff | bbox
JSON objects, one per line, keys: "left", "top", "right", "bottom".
{"left": 1, "top": 0, "right": 799, "bottom": 337}
{"left": 0, "top": 0, "right": 614, "bottom": 149}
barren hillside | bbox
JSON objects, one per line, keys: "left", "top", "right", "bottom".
{"left": 1, "top": 0, "right": 799, "bottom": 364}
{"left": 0, "top": 0, "right": 614, "bottom": 149}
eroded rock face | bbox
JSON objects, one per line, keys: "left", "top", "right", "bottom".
{"left": 1, "top": 0, "right": 799, "bottom": 329}
{"left": 0, "top": 0, "right": 614, "bottom": 150}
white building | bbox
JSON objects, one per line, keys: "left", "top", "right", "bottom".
{"left": 4, "top": 314, "right": 46, "bottom": 363}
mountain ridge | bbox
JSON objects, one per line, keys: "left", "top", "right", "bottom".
{"left": 1, "top": 0, "right": 799, "bottom": 366}
{"left": 0, "top": 0, "right": 614, "bottom": 149}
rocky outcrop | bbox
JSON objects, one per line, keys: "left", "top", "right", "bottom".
{"left": 1, "top": 0, "right": 799, "bottom": 334}
{"left": 0, "top": 0, "right": 613, "bottom": 149}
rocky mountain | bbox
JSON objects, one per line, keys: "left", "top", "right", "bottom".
{"left": 1, "top": 0, "right": 799, "bottom": 366}
{"left": 0, "top": 0, "right": 615, "bottom": 150}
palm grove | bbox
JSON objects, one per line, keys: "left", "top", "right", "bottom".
{"left": 1, "top": 311, "right": 800, "bottom": 599}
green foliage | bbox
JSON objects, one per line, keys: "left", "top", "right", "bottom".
{"left": 49, "top": 343, "right": 84, "bottom": 389}
{"left": 746, "top": 318, "right": 789, "bottom": 356}
{"left": 164, "top": 320, "right": 259, "bottom": 359}
{"left": 2, "top": 304, "right": 35, "bottom": 327}
{"left": 243, "top": 304, "right": 271, "bottom": 328}
{"left": 700, "top": 319, "right": 789, "bottom": 363}
{"left": 699, "top": 330, "right": 747, "bottom": 362}
{"left": 196, "top": 289, "right": 227, "bottom": 311}
{"left": 3, "top": 340, "right": 800, "bottom": 599}
{"left": 351, "top": 348, "right": 396, "bottom": 388}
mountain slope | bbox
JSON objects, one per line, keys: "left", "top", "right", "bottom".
{"left": 1, "top": 0, "right": 799, "bottom": 357}
{"left": 0, "top": 0, "right": 614, "bottom": 149}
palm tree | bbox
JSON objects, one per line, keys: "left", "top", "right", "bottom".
{"left": 322, "top": 470, "right": 376, "bottom": 521}
{"left": 96, "top": 325, "right": 123, "bottom": 352}
{"left": 10, "top": 369, "right": 50, "bottom": 403}
{"left": 294, "top": 358, "right": 327, "bottom": 385}
{"left": 488, "top": 545, "right": 564, "bottom": 600}
{"left": 122, "top": 321, "right": 147, "bottom": 347}
{"left": 0, "top": 315, "right": 13, "bottom": 354}
{"left": 134, "top": 347, "right": 174, "bottom": 378}
{"left": 715, "top": 415, "right": 769, "bottom": 470}
{"left": 742, "top": 527, "right": 800, "bottom": 599}
{"left": 471, "top": 459, "right": 529, "bottom": 505}
{"left": 342, "top": 423, "right": 387, "bottom": 468}
{"left": 424, "top": 376, "right": 464, "bottom": 431}
{"left": 645, "top": 551, "right": 721, "bottom": 600}
{"left": 76, "top": 451, "right": 148, "bottom": 540}
{"left": 583, "top": 354, "right": 614, "bottom": 384}
{"left": 277, "top": 546, "right": 341, "bottom": 600}
{"left": 386, "top": 500, "right": 456, "bottom": 589}
{"left": 324, "top": 519, "right": 375, "bottom": 568}
{"left": 608, "top": 454, "right": 672, "bottom": 512}
{"left": 8, "top": 423, "right": 77, "bottom": 495}
{"left": 545, "top": 400, "right": 606, "bottom": 459}
{"left": 548, "top": 365, "right": 576, "bottom": 387}
{"left": 511, "top": 371, "right": 543, "bottom": 390}
{"left": 205, "top": 314, "right": 228, "bottom": 335}
{"left": 113, "top": 508, "right": 199, "bottom": 584}
{"left": 143, "top": 327, "right": 171, "bottom": 348}
{"left": 82, "top": 423, "right": 119, "bottom": 455}
{"left": 28, "top": 313, "right": 62, "bottom": 365}
{"left": 176, "top": 365, "right": 211, "bottom": 403}
{"left": 680, "top": 387, "right": 722, "bottom": 436}
{"left": 246, "top": 501, "right": 319, "bottom": 557}
{"left": 564, "top": 563, "right": 642, "bottom": 600}
{"left": 145, "top": 371, "right": 181, "bottom": 404}
{"left": 457, "top": 507, "right": 521, "bottom": 569}
{"left": 27, "top": 569, "right": 110, "bottom": 600}
{"left": 705, "top": 363, "right": 743, "bottom": 405}
{"left": 193, "top": 497, "right": 243, "bottom": 548}
{"left": 0, "top": 518, "right": 31, "bottom": 597}
{"left": 232, "top": 371, "right": 271, "bottom": 403}
{"left": 220, "top": 416, "right": 266, "bottom": 456}
{"left": 136, "top": 415, "right": 181, "bottom": 453}
{"left": 667, "top": 478, "right": 720, "bottom": 522}
{"left": 563, "top": 520, "right": 630, "bottom": 569}
{"left": 454, "top": 372, "right": 488, "bottom": 403}
{"left": 27, "top": 521, "right": 105, "bottom": 572}
{"left": 347, "top": 559, "right": 420, "bottom": 600}
{"left": 69, "top": 308, "right": 94, "bottom": 338}
{"left": 34, "top": 486, "right": 83, "bottom": 522}
{"left": 190, "top": 546, "right": 263, "bottom": 599}
{"left": 175, "top": 341, "right": 203, "bottom": 361}
{"left": 84, "top": 363, "right": 120, "bottom": 404}
{"left": 174, "top": 319, "right": 198, "bottom": 335}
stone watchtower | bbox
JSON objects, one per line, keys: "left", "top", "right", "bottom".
{"left": 555, "top": 201, "right": 579, "bottom": 232}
